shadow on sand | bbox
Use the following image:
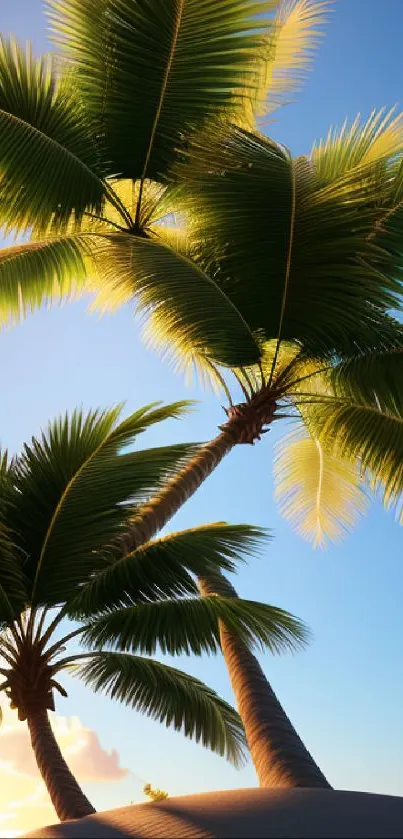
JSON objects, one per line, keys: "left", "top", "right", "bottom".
{"left": 24, "top": 787, "right": 403, "bottom": 838}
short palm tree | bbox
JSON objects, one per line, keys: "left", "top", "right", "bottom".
{"left": 0, "top": 401, "right": 307, "bottom": 821}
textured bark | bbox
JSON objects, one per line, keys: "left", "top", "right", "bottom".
{"left": 27, "top": 708, "right": 96, "bottom": 822}
{"left": 198, "top": 573, "right": 331, "bottom": 789}
{"left": 116, "top": 387, "right": 279, "bottom": 557}
{"left": 117, "top": 430, "right": 235, "bottom": 554}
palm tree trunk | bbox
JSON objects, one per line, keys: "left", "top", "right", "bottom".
{"left": 198, "top": 572, "right": 331, "bottom": 789}
{"left": 27, "top": 707, "right": 96, "bottom": 821}
{"left": 117, "top": 429, "right": 235, "bottom": 554}
{"left": 117, "top": 389, "right": 278, "bottom": 555}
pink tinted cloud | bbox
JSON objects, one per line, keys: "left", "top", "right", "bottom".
{"left": 66, "top": 728, "right": 128, "bottom": 782}
{"left": 0, "top": 712, "right": 128, "bottom": 783}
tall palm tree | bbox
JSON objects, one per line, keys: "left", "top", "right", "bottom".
{"left": 113, "top": 113, "right": 403, "bottom": 787}
{"left": 0, "top": 401, "right": 307, "bottom": 821}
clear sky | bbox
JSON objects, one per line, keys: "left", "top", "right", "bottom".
{"left": 1, "top": 0, "right": 403, "bottom": 834}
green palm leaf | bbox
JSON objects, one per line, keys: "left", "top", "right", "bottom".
{"left": 82, "top": 595, "right": 308, "bottom": 656}
{"left": 0, "top": 228, "right": 261, "bottom": 369}
{"left": 77, "top": 651, "right": 246, "bottom": 766}
{"left": 331, "top": 334, "right": 403, "bottom": 406}
{"left": 47, "top": 0, "right": 273, "bottom": 182}
{"left": 306, "top": 377, "right": 403, "bottom": 523}
{"left": 70, "top": 523, "right": 266, "bottom": 615}
{"left": 311, "top": 107, "right": 403, "bottom": 186}
{"left": 243, "top": 0, "right": 330, "bottom": 126}
{"left": 0, "top": 237, "right": 89, "bottom": 325}
{"left": 177, "top": 123, "right": 401, "bottom": 357}
{"left": 9, "top": 402, "right": 194, "bottom": 605}
{"left": 0, "top": 452, "right": 28, "bottom": 620}
{"left": 0, "top": 37, "right": 110, "bottom": 233}
{"left": 87, "top": 232, "right": 262, "bottom": 368}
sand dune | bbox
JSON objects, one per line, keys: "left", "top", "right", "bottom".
{"left": 23, "top": 787, "right": 403, "bottom": 838}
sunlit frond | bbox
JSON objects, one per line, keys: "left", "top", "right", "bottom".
{"left": 309, "top": 341, "right": 403, "bottom": 523}
{"left": 274, "top": 428, "right": 368, "bottom": 546}
{"left": 311, "top": 107, "right": 403, "bottom": 186}
{"left": 0, "top": 236, "right": 93, "bottom": 326}
{"left": 87, "top": 232, "right": 261, "bottom": 369}
{"left": 142, "top": 222, "right": 230, "bottom": 392}
{"left": 244, "top": 0, "right": 330, "bottom": 126}
{"left": 142, "top": 312, "right": 228, "bottom": 396}
{"left": 259, "top": 339, "right": 304, "bottom": 386}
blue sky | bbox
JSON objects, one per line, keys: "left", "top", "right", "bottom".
{"left": 1, "top": 0, "right": 403, "bottom": 829}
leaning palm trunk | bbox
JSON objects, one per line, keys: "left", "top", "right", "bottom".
{"left": 27, "top": 708, "right": 96, "bottom": 821}
{"left": 118, "top": 392, "right": 276, "bottom": 555}
{"left": 198, "top": 573, "right": 331, "bottom": 789}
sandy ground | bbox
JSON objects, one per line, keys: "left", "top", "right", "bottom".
{"left": 23, "top": 787, "right": 403, "bottom": 838}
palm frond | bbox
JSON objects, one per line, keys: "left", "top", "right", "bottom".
{"left": 311, "top": 107, "right": 403, "bottom": 186}
{"left": 47, "top": 0, "right": 274, "bottom": 182}
{"left": 69, "top": 523, "right": 266, "bottom": 616}
{"left": 0, "top": 236, "right": 92, "bottom": 325}
{"left": 331, "top": 331, "right": 403, "bottom": 405}
{"left": 82, "top": 595, "right": 309, "bottom": 656}
{"left": 140, "top": 223, "right": 230, "bottom": 393}
{"left": 304, "top": 357, "right": 403, "bottom": 523}
{"left": 87, "top": 232, "right": 261, "bottom": 368}
{"left": 77, "top": 652, "right": 247, "bottom": 766}
{"left": 244, "top": 0, "right": 330, "bottom": 126}
{"left": 274, "top": 428, "right": 368, "bottom": 546}
{"left": 0, "top": 452, "right": 28, "bottom": 620}
{"left": 178, "top": 124, "right": 397, "bottom": 357}
{"left": 9, "top": 402, "right": 194, "bottom": 606}
{"left": 0, "top": 36, "right": 108, "bottom": 233}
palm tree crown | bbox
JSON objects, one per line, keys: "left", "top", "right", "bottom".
{"left": 0, "top": 1, "right": 333, "bottom": 373}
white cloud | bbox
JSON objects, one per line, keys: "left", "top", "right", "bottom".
{"left": 0, "top": 707, "right": 128, "bottom": 782}
{"left": 0, "top": 706, "right": 128, "bottom": 836}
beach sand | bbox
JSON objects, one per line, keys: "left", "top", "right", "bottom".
{"left": 23, "top": 787, "right": 403, "bottom": 838}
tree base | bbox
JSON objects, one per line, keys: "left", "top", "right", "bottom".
{"left": 23, "top": 787, "right": 403, "bottom": 838}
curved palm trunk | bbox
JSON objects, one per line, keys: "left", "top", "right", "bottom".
{"left": 198, "top": 573, "right": 331, "bottom": 789}
{"left": 117, "top": 429, "right": 235, "bottom": 553}
{"left": 118, "top": 390, "right": 277, "bottom": 555}
{"left": 27, "top": 707, "right": 96, "bottom": 821}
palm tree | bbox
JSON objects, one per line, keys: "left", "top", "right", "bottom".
{"left": 0, "top": 401, "right": 307, "bottom": 821}
{"left": 113, "top": 113, "right": 403, "bottom": 787}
